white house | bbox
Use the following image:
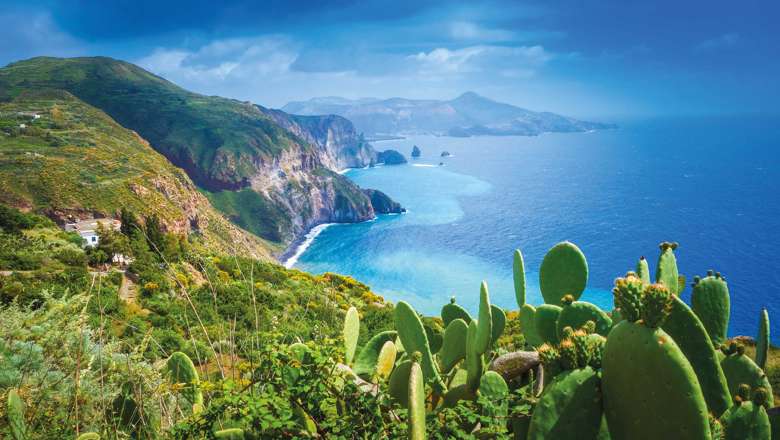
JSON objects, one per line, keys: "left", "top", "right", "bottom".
{"left": 64, "top": 218, "right": 121, "bottom": 247}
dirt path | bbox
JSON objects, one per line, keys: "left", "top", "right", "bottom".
{"left": 118, "top": 271, "right": 137, "bottom": 303}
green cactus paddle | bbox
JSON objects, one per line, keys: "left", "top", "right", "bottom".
{"left": 539, "top": 241, "right": 588, "bottom": 304}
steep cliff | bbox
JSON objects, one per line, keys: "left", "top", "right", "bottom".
{"left": 0, "top": 56, "right": 396, "bottom": 249}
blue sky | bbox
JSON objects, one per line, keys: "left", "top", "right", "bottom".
{"left": 1, "top": 0, "right": 777, "bottom": 118}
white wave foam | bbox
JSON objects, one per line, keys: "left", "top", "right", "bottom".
{"left": 411, "top": 163, "right": 437, "bottom": 168}
{"left": 283, "top": 223, "right": 335, "bottom": 268}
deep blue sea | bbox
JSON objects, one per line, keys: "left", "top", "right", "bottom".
{"left": 293, "top": 116, "right": 780, "bottom": 342}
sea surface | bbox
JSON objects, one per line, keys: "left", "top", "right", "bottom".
{"left": 292, "top": 116, "right": 780, "bottom": 342}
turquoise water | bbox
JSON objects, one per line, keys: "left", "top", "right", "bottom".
{"left": 295, "top": 116, "right": 780, "bottom": 341}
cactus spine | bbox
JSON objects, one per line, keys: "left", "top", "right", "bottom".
{"left": 513, "top": 249, "right": 526, "bottom": 307}
{"left": 691, "top": 272, "right": 731, "bottom": 346}
{"left": 408, "top": 355, "right": 426, "bottom": 440}
{"left": 7, "top": 389, "right": 28, "bottom": 440}
{"left": 343, "top": 306, "right": 360, "bottom": 365}
{"left": 756, "top": 308, "right": 770, "bottom": 370}
{"left": 165, "top": 352, "right": 203, "bottom": 408}
{"left": 539, "top": 241, "right": 588, "bottom": 304}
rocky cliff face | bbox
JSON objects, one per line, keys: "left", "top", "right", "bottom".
{"left": 259, "top": 107, "right": 377, "bottom": 170}
{"left": 362, "top": 189, "right": 405, "bottom": 214}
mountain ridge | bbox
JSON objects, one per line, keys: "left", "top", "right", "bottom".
{"left": 0, "top": 56, "right": 398, "bottom": 249}
{"left": 283, "top": 91, "right": 615, "bottom": 137}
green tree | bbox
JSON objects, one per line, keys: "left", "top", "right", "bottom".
{"left": 120, "top": 208, "right": 140, "bottom": 236}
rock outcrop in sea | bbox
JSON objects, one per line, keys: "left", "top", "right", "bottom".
{"left": 412, "top": 145, "right": 421, "bottom": 158}
{"left": 362, "top": 189, "right": 406, "bottom": 214}
{"left": 377, "top": 150, "right": 408, "bottom": 165}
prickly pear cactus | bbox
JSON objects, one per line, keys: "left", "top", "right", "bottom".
{"left": 636, "top": 256, "right": 651, "bottom": 285}
{"left": 408, "top": 354, "right": 426, "bottom": 440}
{"left": 691, "top": 271, "right": 731, "bottom": 346}
{"left": 612, "top": 274, "right": 644, "bottom": 323}
{"left": 441, "top": 297, "right": 472, "bottom": 326}
{"left": 720, "top": 345, "right": 774, "bottom": 407}
{"left": 719, "top": 387, "right": 771, "bottom": 440}
{"left": 474, "top": 281, "right": 493, "bottom": 355}
{"left": 76, "top": 434, "right": 100, "bottom": 440}
{"left": 527, "top": 367, "right": 603, "bottom": 440}
{"left": 490, "top": 304, "right": 506, "bottom": 345}
{"left": 394, "top": 301, "right": 444, "bottom": 389}
{"left": 603, "top": 280, "right": 711, "bottom": 440}
{"left": 535, "top": 304, "right": 562, "bottom": 345}
{"left": 424, "top": 323, "right": 444, "bottom": 354}
{"left": 539, "top": 241, "right": 588, "bottom": 304}
{"left": 520, "top": 304, "right": 542, "bottom": 347}
{"left": 343, "top": 306, "right": 360, "bottom": 365}
{"left": 439, "top": 318, "right": 468, "bottom": 374}
{"left": 662, "top": 295, "right": 731, "bottom": 416}
{"left": 655, "top": 241, "right": 680, "bottom": 295}
{"left": 756, "top": 308, "right": 770, "bottom": 370}
{"left": 7, "top": 389, "right": 28, "bottom": 440}
{"left": 556, "top": 294, "right": 612, "bottom": 338}
{"left": 353, "top": 330, "right": 397, "bottom": 378}
{"left": 166, "top": 352, "right": 203, "bottom": 407}
{"left": 514, "top": 249, "right": 527, "bottom": 307}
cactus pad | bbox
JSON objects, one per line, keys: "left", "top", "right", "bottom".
{"left": 479, "top": 371, "right": 509, "bottom": 418}
{"left": 353, "top": 330, "right": 398, "bottom": 378}
{"left": 439, "top": 318, "right": 468, "bottom": 374}
{"left": 534, "top": 304, "right": 562, "bottom": 345}
{"left": 513, "top": 249, "right": 527, "bottom": 307}
{"left": 474, "top": 281, "right": 493, "bottom": 355}
{"left": 720, "top": 399, "right": 771, "bottom": 440}
{"left": 602, "top": 321, "right": 711, "bottom": 440}
{"left": 165, "top": 352, "right": 203, "bottom": 407}
{"left": 556, "top": 299, "right": 612, "bottom": 339}
{"left": 662, "top": 295, "right": 731, "bottom": 416}
{"left": 465, "top": 320, "right": 483, "bottom": 391}
{"left": 394, "top": 301, "right": 443, "bottom": 388}
{"left": 441, "top": 298, "right": 472, "bottom": 326}
{"left": 539, "top": 241, "right": 589, "bottom": 304}
{"left": 520, "top": 304, "right": 542, "bottom": 346}
{"left": 720, "top": 350, "right": 774, "bottom": 407}
{"left": 691, "top": 273, "right": 731, "bottom": 346}
{"left": 527, "top": 367, "right": 603, "bottom": 440}
{"left": 756, "top": 308, "right": 770, "bottom": 370}
{"left": 388, "top": 360, "right": 413, "bottom": 406}
{"left": 343, "top": 306, "right": 360, "bottom": 365}
{"left": 655, "top": 242, "right": 680, "bottom": 294}
{"left": 490, "top": 304, "right": 506, "bottom": 345}
{"left": 636, "top": 256, "right": 651, "bottom": 285}
{"left": 375, "top": 341, "right": 397, "bottom": 381}
{"left": 408, "top": 359, "right": 426, "bottom": 440}
{"left": 215, "top": 428, "right": 245, "bottom": 439}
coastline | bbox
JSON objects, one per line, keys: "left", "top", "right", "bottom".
{"left": 281, "top": 223, "right": 336, "bottom": 269}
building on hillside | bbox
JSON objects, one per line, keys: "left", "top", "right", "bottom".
{"left": 64, "top": 218, "right": 121, "bottom": 247}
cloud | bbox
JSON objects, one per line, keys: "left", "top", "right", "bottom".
{"left": 410, "top": 45, "right": 552, "bottom": 77}
{"left": 448, "top": 21, "right": 516, "bottom": 42}
{"left": 137, "top": 36, "right": 298, "bottom": 84}
{"left": 0, "top": 9, "right": 84, "bottom": 65}
{"left": 696, "top": 33, "right": 740, "bottom": 51}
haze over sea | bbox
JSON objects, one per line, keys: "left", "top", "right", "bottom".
{"left": 293, "top": 116, "right": 780, "bottom": 342}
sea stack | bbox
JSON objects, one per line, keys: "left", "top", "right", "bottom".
{"left": 411, "top": 145, "right": 421, "bottom": 158}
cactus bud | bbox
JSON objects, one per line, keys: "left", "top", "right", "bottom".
{"left": 640, "top": 283, "right": 672, "bottom": 328}
{"left": 737, "top": 383, "right": 751, "bottom": 403}
{"left": 559, "top": 339, "right": 578, "bottom": 370}
{"left": 411, "top": 351, "right": 422, "bottom": 363}
{"left": 736, "top": 344, "right": 745, "bottom": 356}
{"left": 707, "top": 269, "right": 714, "bottom": 277}
{"left": 582, "top": 320, "right": 596, "bottom": 334}
{"left": 450, "top": 297, "right": 456, "bottom": 304}
{"left": 753, "top": 387, "right": 769, "bottom": 407}
{"left": 561, "top": 294, "right": 575, "bottom": 306}
{"left": 561, "top": 326, "right": 575, "bottom": 340}
{"left": 613, "top": 275, "right": 644, "bottom": 323}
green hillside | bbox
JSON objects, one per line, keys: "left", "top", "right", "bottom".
{"left": 0, "top": 56, "right": 306, "bottom": 190}
{"left": 0, "top": 88, "right": 275, "bottom": 258}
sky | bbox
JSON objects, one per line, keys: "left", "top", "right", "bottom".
{"left": 0, "top": 0, "right": 778, "bottom": 119}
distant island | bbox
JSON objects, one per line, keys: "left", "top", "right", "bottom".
{"left": 283, "top": 91, "right": 616, "bottom": 137}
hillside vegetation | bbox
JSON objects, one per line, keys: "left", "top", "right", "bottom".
{"left": 0, "top": 89, "right": 274, "bottom": 258}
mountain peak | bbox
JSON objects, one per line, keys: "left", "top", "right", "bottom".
{"left": 454, "top": 91, "right": 485, "bottom": 101}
